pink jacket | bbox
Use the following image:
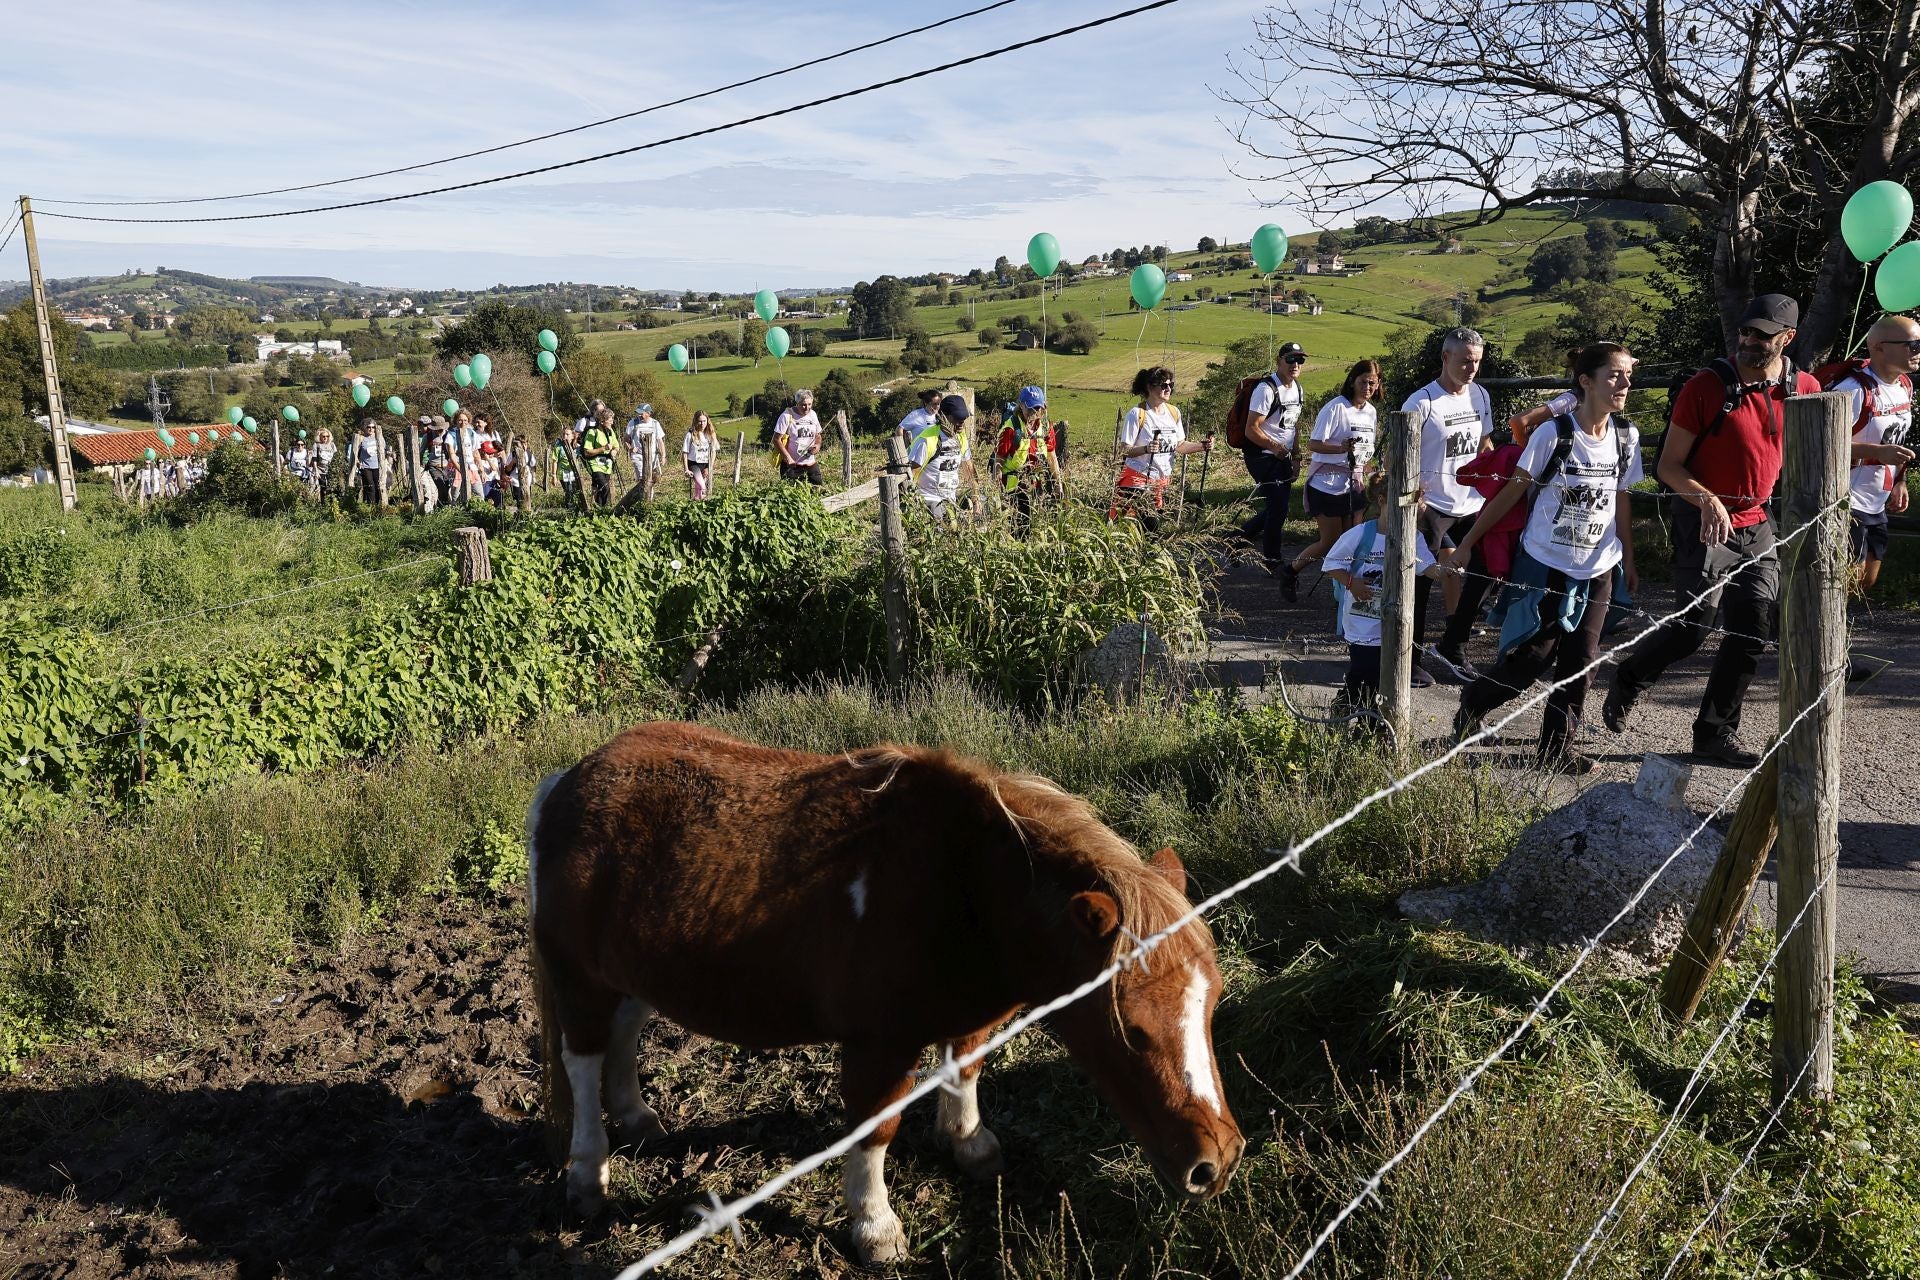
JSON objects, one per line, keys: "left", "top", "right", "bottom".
{"left": 1458, "top": 443, "right": 1526, "bottom": 578}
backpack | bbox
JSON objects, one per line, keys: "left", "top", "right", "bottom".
{"left": 1224, "top": 372, "right": 1282, "bottom": 448}
{"left": 1650, "top": 356, "right": 1796, "bottom": 495}
{"left": 1817, "top": 359, "right": 1910, "bottom": 434}
{"left": 1535, "top": 412, "right": 1634, "bottom": 497}
{"left": 1329, "top": 519, "right": 1379, "bottom": 631}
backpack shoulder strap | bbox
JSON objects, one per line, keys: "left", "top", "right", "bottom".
{"left": 1534, "top": 414, "right": 1579, "bottom": 489}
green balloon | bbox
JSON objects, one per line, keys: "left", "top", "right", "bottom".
{"left": 297, "top": 429, "right": 308, "bottom": 440}
{"left": 351, "top": 382, "right": 371, "bottom": 408}
{"left": 453, "top": 363, "right": 473, "bottom": 388}
{"left": 1875, "top": 239, "right": 1920, "bottom": 310}
{"left": 537, "top": 328, "right": 559, "bottom": 353}
{"left": 188, "top": 432, "right": 200, "bottom": 445}
{"left": 667, "top": 343, "right": 689, "bottom": 372}
{"left": 470, "top": 352, "right": 492, "bottom": 390}
{"left": 1844, "top": 181, "right": 1914, "bottom": 263}
{"left": 227, "top": 406, "right": 244, "bottom": 425}
{"left": 765, "top": 326, "right": 790, "bottom": 359}
{"left": 242, "top": 416, "right": 258, "bottom": 433}
{"left": 143, "top": 447, "right": 157, "bottom": 461}
{"left": 386, "top": 396, "right": 406, "bottom": 416}
{"left": 754, "top": 289, "right": 778, "bottom": 322}
{"left": 1130, "top": 263, "right": 1167, "bottom": 311}
{"left": 281, "top": 405, "right": 300, "bottom": 423}
{"left": 1027, "top": 231, "right": 1062, "bottom": 279}
{"left": 1251, "top": 223, "right": 1289, "bottom": 274}
{"left": 157, "top": 429, "right": 174, "bottom": 448}
{"left": 442, "top": 398, "right": 461, "bottom": 418}
{"left": 208, "top": 429, "right": 221, "bottom": 442}
{"left": 536, "top": 350, "right": 557, "bottom": 375}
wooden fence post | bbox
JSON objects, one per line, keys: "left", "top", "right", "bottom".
{"left": 879, "top": 435, "right": 911, "bottom": 681}
{"left": 1377, "top": 409, "right": 1419, "bottom": 752}
{"left": 455, "top": 526, "right": 493, "bottom": 586}
{"left": 1659, "top": 754, "right": 1780, "bottom": 1022}
{"left": 640, "top": 436, "right": 656, "bottom": 504}
{"left": 733, "top": 430, "right": 746, "bottom": 486}
{"left": 516, "top": 440, "right": 533, "bottom": 515}
{"left": 406, "top": 420, "right": 421, "bottom": 507}
{"left": 272, "top": 421, "right": 283, "bottom": 476}
{"left": 1772, "top": 391, "right": 1849, "bottom": 1105}
{"left": 836, "top": 409, "right": 854, "bottom": 489}
{"left": 377, "top": 433, "right": 393, "bottom": 506}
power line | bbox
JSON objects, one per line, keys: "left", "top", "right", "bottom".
{"left": 33, "top": 0, "right": 1184, "bottom": 227}
{"left": 0, "top": 209, "right": 21, "bottom": 257}
{"left": 34, "top": 0, "right": 1022, "bottom": 209}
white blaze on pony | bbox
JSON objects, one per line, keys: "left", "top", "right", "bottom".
{"left": 526, "top": 722, "right": 1243, "bottom": 1267}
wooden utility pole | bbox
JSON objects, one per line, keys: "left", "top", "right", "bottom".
{"left": 1772, "top": 392, "right": 1849, "bottom": 1105}
{"left": 18, "top": 198, "right": 79, "bottom": 511}
{"left": 878, "top": 435, "right": 911, "bottom": 681}
{"left": 1659, "top": 755, "right": 1780, "bottom": 1022}
{"left": 1377, "top": 410, "right": 1419, "bottom": 751}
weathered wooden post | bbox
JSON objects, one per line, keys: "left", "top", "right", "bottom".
{"left": 1772, "top": 391, "right": 1849, "bottom": 1105}
{"left": 732, "top": 430, "right": 746, "bottom": 486}
{"left": 1377, "top": 409, "right": 1419, "bottom": 752}
{"left": 879, "top": 435, "right": 911, "bottom": 681}
{"left": 376, "top": 432, "right": 393, "bottom": 506}
{"left": 836, "top": 409, "right": 854, "bottom": 488}
{"left": 516, "top": 440, "right": 533, "bottom": 515}
{"left": 455, "top": 526, "right": 493, "bottom": 586}
{"left": 640, "top": 435, "right": 656, "bottom": 504}
{"left": 1660, "top": 755, "right": 1780, "bottom": 1022}
{"left": 272, "top": 420, "right": 283, "bottom": 476}
{"left": 406, "top": 420, "right": 422, "bottom": 507}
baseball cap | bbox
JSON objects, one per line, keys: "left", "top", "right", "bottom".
{"left": 1018, "top": 385, "right": 1047, "bottom": 410}
{"left": 636, "top": 403, "right": 652, "bottom": 414}
{"left": 1277, "top": 341, "right": 1307, "bottom": 360}
{"left": 939, "top": 394, "right": 971, "bottom": 423}
{"left": 1738, "top": 294, "right": 1799, "bottom": 335}
{"left": 480, "top": 441, "right": 498, "bottom": 455}
{"left": 417, "top": 415, "right": 432, "bottom": 426}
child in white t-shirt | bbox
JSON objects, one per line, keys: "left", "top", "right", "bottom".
{"left": 1323, "top": 475, "right": 1453, "bottom": 715}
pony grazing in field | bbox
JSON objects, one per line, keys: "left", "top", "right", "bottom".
{"left": 525, "top": 721, "right": 1243, "bottom": 1265}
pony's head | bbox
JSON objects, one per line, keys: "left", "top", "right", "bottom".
{"left": 991, "top": 777, "right": 1244, "bottom": 1200}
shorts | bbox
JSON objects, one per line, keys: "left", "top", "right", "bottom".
{"left": 1850, "top": 510, "right": 1890, "bottom": 564}
{"left": 1305, "top": 484, "right": 1361, "bottom": 519}
{"left": 1419, "top": 506, "right": 1476, "bottom": 551}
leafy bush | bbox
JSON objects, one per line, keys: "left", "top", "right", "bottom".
{"left": 168, "top": 442, "right": 306, "bottom": 521}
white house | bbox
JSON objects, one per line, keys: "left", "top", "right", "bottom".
{"left": 255, "top": 337, "right": 348, "bottom": 362}
{"left": 1167, "top": 271, "right": 1194, "bottom": 283}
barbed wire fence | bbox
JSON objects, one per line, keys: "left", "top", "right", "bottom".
{"left": 603, "top": 483, "right": 1850, "bottom": 1277}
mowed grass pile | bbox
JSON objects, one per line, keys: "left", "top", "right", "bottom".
{"left": 6, "top": 677, "right": 1918, "bottom": 1277}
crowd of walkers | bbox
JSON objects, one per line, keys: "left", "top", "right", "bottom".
{"left": 1237, "top": 293, "right": 1913, "bottom": 775}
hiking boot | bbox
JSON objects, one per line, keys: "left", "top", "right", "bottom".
{"left": 1433, "top": 645, "right": 1481, "bottom": 683}
{"left": 1451, "top": 706, "right": 1485, "bottom": 744}
{"left": 1538, "top": 747, "right": 1598, "bottom": 776}
{"left": 1601, "top": 683, "right": 1635, "bottom": 734}
{"left": 1848, "top": 656, "right": 1886, "bottom": 684}
{"left": 1692, "top": 733, "right": 1761, "bottom": 768}
{"left": 1409, "top": 662, "right": 1434, "bottom": 689}
{"left": 1278, "top": 562, "right": 1300, "bottom": 603}
{"left": 1418, "top": 646, "right": 1470, "bottom": 686}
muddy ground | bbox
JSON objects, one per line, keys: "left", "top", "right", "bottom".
{"left": 0, "top": 890, "right": 920, "bottom": 1279}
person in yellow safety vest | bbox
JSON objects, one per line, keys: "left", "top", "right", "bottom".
{"left": 580, "top": 405, "right": 621, "bottom": 508}
{"left": 995, "top": 385, "right": 1062, "bottom": 538}
{"left": 907, "top": 393, "right": 978, "bottom": 524}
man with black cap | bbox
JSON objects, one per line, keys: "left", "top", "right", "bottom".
{"left": 1605, "top": 294, "right": 1822, "bottom": 766}
{"left": 1242, "top": 342, "right": 1307, "bottom": 579}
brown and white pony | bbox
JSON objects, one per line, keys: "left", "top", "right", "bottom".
{"left": 526, "top": 722, "right": 1243, "bottom": 1265}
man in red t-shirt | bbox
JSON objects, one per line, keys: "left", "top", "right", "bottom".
{"left": 1605, "top": 294, "right": 1820, "bottom": 766}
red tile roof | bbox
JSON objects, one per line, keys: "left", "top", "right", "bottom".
{"left": 70, "top": 428, "right": 261, "bottom": 467}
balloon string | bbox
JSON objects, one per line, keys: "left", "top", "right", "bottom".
{"left": 1844, "top": 265, "right": 1875, "bottom": 358}
{"left": 1134, "top": 307, "right": 1151, "bottom": 374}
{"left": 1266, "top": 271, "right": 1275, "bottom": 358}
{"left": 1040, "top": 285, "right": 1049, "bottom": 401}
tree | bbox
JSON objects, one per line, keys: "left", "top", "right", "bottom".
{"left": 802, "top": 328, "right": 830, "bottom": 357}
{"left": 957, "top": 314, "right": 976, "bottom": 331}
{"left": 1048, "top": 311, "right": 1101, "bottom": 354}
{"left": 1222, "top": 0, "right": 1920, "bottom": 358}
{"left": 993, "top": 255, "right": 1013, "bottom": 281}
{"left": 977, "top": 323, "right": 1002, "bottom": 348}
{"left": 847, "top": 276, "right": 915, "bottom": 337}
{"left": 1583, "top": 219, "right": 1620, "bottom": 283}
{"left": 0, "top": 301, "right": 114, "bottom": 421}
{"left": 1198, "top": 236, "right": 1219, "bottom": 252}
{"left": 1526, "top": 238, "right": 1590, "bottom": 290}
{"left": 742, "top": 317, "right": 768, "bottom": 366}
{"left": 434, "top": 300, "right": 579, "bottom": 367}
{"left": 130, "top": 308, "right": 153, "bottom": 332}
{"left": 813, "top": 366, "right": 865, "bottom": 434}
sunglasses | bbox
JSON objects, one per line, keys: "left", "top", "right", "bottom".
{"left": 1874, "top": 337, "right": 1920, "bottom": 352}
{"left": 1283, "top": 355, "right": 1306, "bottom": 365}
{"left": 1154, "top": 379, "right": 1176, "bottom": 390}
{"left": 1736, "top": 325, "right": 1782, "bottom": 341}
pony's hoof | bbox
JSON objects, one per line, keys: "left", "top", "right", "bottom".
{"left": 565, "top": 1164, "right": 609, "bottom": 1218}
{"left": 952, "top": 1125, "right": 1004, "bottom": 1180}
{"left": 616, "top": 1107, "right": 668, "bottom": 1145}
{"left": 851, "top": 1210, "right": 909, "bottom": 1265}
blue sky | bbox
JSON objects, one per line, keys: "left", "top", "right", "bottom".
{"left": 3, "top": 0, "right": 1297, "bottom": 292}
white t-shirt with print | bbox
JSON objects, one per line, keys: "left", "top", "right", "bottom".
{"left": 1248, "top": 375, "right": 1305, "bottom": 452}
{"left": 1516, "top": 417, "right": 1644, "bottom": 579}
{"left": 1838, "top": 370, "right": 1913, "bottom": 516}
{"left": 897, "top": 407, "right": 936, "bottom": 440}
{"left": 625, "top": 418, "right": 665, "bottom": 464}
{"left": 1326, "top": 519, "right": 1437, "bottom": 647}
{"left": 1307, "top": 396, "right": 1376, "bottom": 494}
{"left": 909, "top": 427, "right": 972, "bottom": 503}
{"left": 1404, "top": 380, "right": 1495, "bottom": 515}
{"left": 775, "top": 409, "right": 823, "bottom": 464}
{"left": 1121, "top": 403, "right": 1184, "bottom": 481}
{"left": 683, "top": 431, "right": 715, "bottom": 465}
{"left": 354, "top": 433, "right": 382, "bottom": 470}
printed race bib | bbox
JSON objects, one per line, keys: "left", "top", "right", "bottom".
{"left": 1349, "top": 565, "right": 1384, "bottom": 620}
{"left": 1549, "top": 481, "right": 1614, "bottom": 552}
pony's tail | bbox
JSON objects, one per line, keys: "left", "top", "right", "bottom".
{"left": 527, "top": 769, "right": 572, "bottom": 1165}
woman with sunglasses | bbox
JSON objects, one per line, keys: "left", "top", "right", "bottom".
{"left": 1281, "top": 358, "right": 1379, "bottom": 596}
{"left": 1109, "top": 365, "right": 1211, "bottom": 530}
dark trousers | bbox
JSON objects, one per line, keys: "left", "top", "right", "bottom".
{"left": 1613, "top": 505, "right": 1778, "bottom": 739}
{"left": 1461, "top": 567, "right": 1612, "bottom": 757}
{"left": 590, "top": 470, "right": 613, "bottom": 508}
{"left": 1435, "top": 542, "right": 1498, "bottom": 655}
{"left": 1343, "top": 642, "right": 1382, "bottom": 705}
{"left": 1412, "top": 507, "right": 1473, "bottom": 644}
{"left": 1239, "top": 448, "right": 1295, "bottom": 563}
{"left": 782, "top": 461, "right": 824, "bottom": 486}
{"left": 358, "top": 468, "right": 381, "bottom": 504}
